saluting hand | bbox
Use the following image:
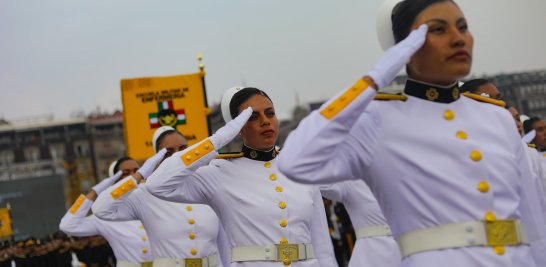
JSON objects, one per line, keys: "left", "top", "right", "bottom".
{"left": 367, "top": 24, "right": 428, "bottom": 90}
{"left": 210, "top": 106, "right": 253, "bottom": 149}
{"left": 136, "top": 148, "right": 168, "bottom": 180}
{"left": 92, "top": 171, "right": 123, "bottom": 196}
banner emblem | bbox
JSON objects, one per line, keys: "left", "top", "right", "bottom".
{"left": 149, "top": 101, "right": 186, "bottom": 128}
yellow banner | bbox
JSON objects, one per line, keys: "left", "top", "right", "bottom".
{"left": 121, "top": 71, "right": 210, "bottom": 161}
{"left": 0, "top": 208, "right": 13, "bottom": 238}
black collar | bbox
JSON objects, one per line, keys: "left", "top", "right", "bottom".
{"left": 242, "top": 144, "right": 278, "bottom": 162}
{"left": 404, "top": 79, "right": 460, "bottom": 103}
{"left": 536, "top": 145, "right": 546, "bottom": 152}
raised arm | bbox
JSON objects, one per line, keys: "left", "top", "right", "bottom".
{"left": 319, "top": 183, "right": 347, "bottom": 203}
{"left": 278, "top": 25, "right": 428, "bottom": 185}
{"left": 146, "top": 107, "right": 253, "bottom": 204}
{"left": 91, "top": 149, "right": 167, "bottom": 221}
{"left": 310, "top": 186, "right": 338, "bottom": 267}
{"left": 59, "top": 195, "right": 99, "bottom": 236}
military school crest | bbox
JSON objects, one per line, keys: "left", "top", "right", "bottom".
{"left": 149, "top": 101, "right": 186, "bottom": 128}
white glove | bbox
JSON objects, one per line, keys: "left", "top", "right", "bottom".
{"left": 92, "top": 171, "right": 123, "bottom": 195}
{"left": 137, "top": 148, "right": 168, "bottom": 179}
{"left": 523, "top": 130, "right": 536, "bottom": 144}
{"left": 210, "top": 107, "right": 253, "bottom": 149}
{"left": 367, "top": 24, "right": 428, "bottom": 90}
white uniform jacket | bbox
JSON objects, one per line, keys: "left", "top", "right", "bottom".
{"left": 145, "top": 144, "right": 338, "bottom": 267}
{"left": 59, "top": 195, "right": 153, "bottom": 263}
{"left": 277, "top": 79, "right": 546, "bottom": 267}
{"left": 320, "top": 180, "right": 400, "bottom": 267}
{"left": 91, "top": 178, "right": 226, "bottom": 266}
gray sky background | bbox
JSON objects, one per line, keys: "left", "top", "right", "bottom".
{"left": 1, "top": 0, "right": 545, "bottom": 121}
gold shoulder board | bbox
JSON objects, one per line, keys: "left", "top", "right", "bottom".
{"left": 374, "top": 94, "right": 407, "bottom": 101}
{"left": 461, "top": 93, "right": 506, "bottom": 107}
{"left": 527, "top": 143, "right": 536, "bottom": 148}
{"left": 216, "top": 152, "right": 244, "bottom": 159}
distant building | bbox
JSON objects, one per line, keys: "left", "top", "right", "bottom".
{"left": 88, "top": 111, "right": 126, "bottom": 181}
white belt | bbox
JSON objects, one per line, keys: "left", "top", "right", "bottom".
{"left": 397, "top": 219, "right": 529, "bottom": 258}
{"left": 355, "top": 225, "right": 393, "bottom": 239}
{"left": 116, "top": 260, "right": 153, "bottom": 267}
{"left": 153, "top": 252, "right": 219, "bottom": 267}
{"left": 231, "top": 243, "right": 314, "bottom": 264}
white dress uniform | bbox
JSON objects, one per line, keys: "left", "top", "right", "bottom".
{"left": 91, "top": 179, "right": 226, "bottom": 267}
{"left": 277, "top": 78, "right": 546, "bottom": 267}
{"left": 524, "top": 145, "right": 546, "bottom": 220}
{"left": 320, "top": 180, "right": 400, "bottom": 267}
{"left": 59, "top": 195, "right": 153, "bottom": 266}
{"left": 145, "top": 143, "right": 338, "bottom": 267}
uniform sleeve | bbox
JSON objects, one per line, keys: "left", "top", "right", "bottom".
{"left": 146, "top": 138, "right": 224, "bottom": 205}
{"left": 278, "top": 81, "right": 379, "bottom": 185}
{"left": 216, "top": 223, "right": 230, "bottom": 267}
{"left": 516, "top": 141, "right": 546, "bottom": 265}
{"left": 319, "top": 183, "right": 348, "bottom": 203}
{"left": 91, "top": 176, "right": 141, "bottom": 221}
{"left": 310, "top": 186, "right": 338, "bottom": 267}
{"left": 59, "top": 195, "right": 100, "bottom": 236}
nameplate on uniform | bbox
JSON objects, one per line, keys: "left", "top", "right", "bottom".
{"left": 110, "top": 179, "right": 137, "bottom": 200}
{"left": 320, "top": 79, "right": 368, "bottom": 120}
{"left": 70, "top": 195, "right": 86, "bottom": 214}
{"left": 181, "top": 139, "right": 214, "bottom": 166}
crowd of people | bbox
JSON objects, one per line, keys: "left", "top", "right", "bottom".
{"left": 2, "top": 0, "right": 546, "bottom": 266}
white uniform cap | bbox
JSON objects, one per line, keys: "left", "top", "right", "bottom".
{"left": 108, "top": 161, "right": 118, "bottom": 177}
{"left": 221, "top": 86, "right": 247, "bottom": 123}
{"left": 520, "top": 114, "right": 530, "bottom": 124}
{"left": 376, "top": 0, "right": 405, "bottom": 51}
{"left": 152, "top": 126, "right": 176, "bottom": 152}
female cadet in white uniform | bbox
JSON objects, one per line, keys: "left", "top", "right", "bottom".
{"left": 145, "top": 87, "right": 337, "bottom": 267}
{"left": 92, "top": 126, "right": 227, "bottom": 267}
{"left": 320, "top": 180, "right": 400, "bottom": 267}
{"left": 60, "top": 159, "right": 154, "bottom": 267}
{"left": 277, "top": 0, "right": 546, "bottom": 266}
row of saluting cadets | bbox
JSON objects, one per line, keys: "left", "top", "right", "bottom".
{"left": 8, "top": 0, "right": 546, "bottom": 266}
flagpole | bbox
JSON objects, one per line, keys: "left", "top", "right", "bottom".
{"left": 198, "top": 52, "right": 213, "bottom": 136}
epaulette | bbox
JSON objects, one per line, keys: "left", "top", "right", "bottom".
{"left": 461, "top": 93, "right": 506, "bottom": 107}
{"left": 215, "top": 152, "right": 244, "bottom": 159}
{"left": 374, "top": 93, "right": 407, "bottom": 101}
{"left": 527, "top": 143, "right": 536, "bottom": 148}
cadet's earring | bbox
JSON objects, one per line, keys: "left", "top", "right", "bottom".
{"left": 237, "top": 131, "right": 243, "bottom": 137}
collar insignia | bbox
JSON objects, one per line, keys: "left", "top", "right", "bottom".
{"left": 242, "top": 144, "right": 278, "bottom": 162}
{"left": 404, "top": 79, "right": 460, "bottom": 103}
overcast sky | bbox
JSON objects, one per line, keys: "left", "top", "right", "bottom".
{"left": 1, "top": 0, "right": 545, "bottom": 121}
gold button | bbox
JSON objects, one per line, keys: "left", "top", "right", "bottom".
{"left": 140, "top": 225, "right": 144, "bottom": 229}
{"left": 444, "top": 110, "right": 455, "bottom": 120}
{"left": 270, "top": 174, "right": 277, "bottom": 180}
{"left": 71, "top": 209, "right": 76, "bottom": 213}
{"left": 186, "top": 156, "right": 192, "bottom": 161}
{"left": 264, "top": 162, "right": 271, "bottom": 168}
{"left": 478, "top": 181, "right": 489, "bottom": 193}
{"left": 279, "top": 202, "right": 287, "bottom": 209}
{"left": 280, "top": 220, "right": 287, "bottom": 227}
{"left": 189, "top": 219, "right": 195, "bottom": 225}
{"left": 205, "top": 144, "right": 209, "bottom": 150}
{"left": 276, "top": 187, "right": 283, "bottom": 192}
{"left": 328, "top": 105, "right": 334, "bottom": 111}
{"left": 121, "top": 187, "right": 125, "bottom": 191}
{"left": 195, "top": 150, "right": 200, "bottom": 156}
{"left": 142, "top": 237, "right": 147, "bottom": 241}
{"left": 129, "top": 182, "right": 133, "bottom": 186}
{"left": 340, "top": 95, "right": 346, "bottom": 101}
{"left": 191, "top": 249, "right": 197, "bottom": 255}
{"left": 493, "top": 245, "right": 505, "bottom": 255}
{"left": 142, "top": 248, "right": 148, "bottom": 253}
{"left": 485, "top": 212, "right": 496, "bottom": 222}
{"left": 113, "top": 192, "right": 118, "bottom": 196}
{"left": 353, "top": 85, "right": 358, "bottom": 90}
{"left": 284, "top": 258, "right": 291, "bottom": 266}
{"left": 189, "top": 233, "right": 195, "bottom": 239}
{"left": 76, "top": 203, "right": 80, "bottom": 206}
{"left": 187, "top": 206, "right": 192, "bottom": 211}
{"left": 471, "top": 151, "right": 482, "bottom": 161}
{"left": 456, "top": 131, "right": 467, "bottom": 139}
{"left": 280, "top": 238, "right": 288, "bottom": 244}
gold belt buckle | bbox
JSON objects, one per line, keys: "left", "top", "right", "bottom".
{"left": 483, "top": 219, "right": 519, "bottom": 246}
{"left": 142, "top": 262, "right": 153, "bottom": 267}
{"left": 275, "top": 243, "right": 299, "bottom": 266}
{"left": 185, "top": 258, "right": 202, "bottom": 267}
